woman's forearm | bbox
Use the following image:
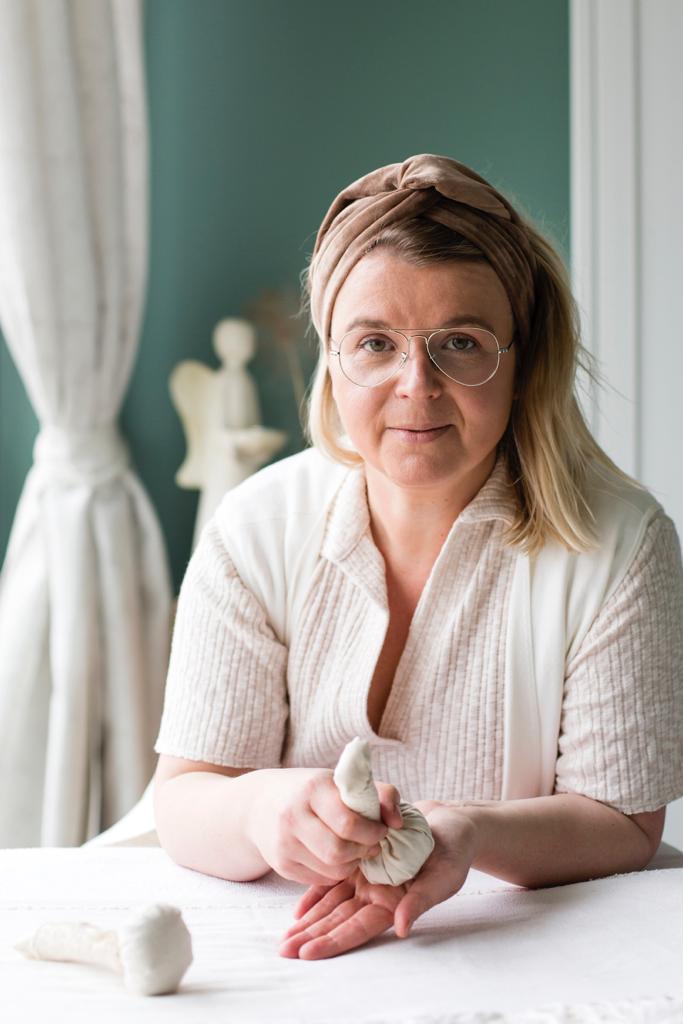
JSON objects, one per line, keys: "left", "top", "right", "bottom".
{"left": 455, "top": 793, "right": 653, "bottom": 889}
{"left": 153, "top": 770, "right": 274, "bottom": 881}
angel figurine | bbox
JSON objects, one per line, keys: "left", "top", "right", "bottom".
{"left": 170, "top": 318, "right": 287, "bottom": 550}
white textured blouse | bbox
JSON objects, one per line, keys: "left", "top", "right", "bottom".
{"left": 154, "top": 452, "right": 683, "bottom": 815}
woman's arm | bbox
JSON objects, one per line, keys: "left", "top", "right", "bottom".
{"left": 554, "top": 513, "right": 683, "bottom": 825}
{"left": 153, "top": 754, "right": 400, "bottom": 885}
{"left": 391, "top": 794, "right": 665, "bottom": 937}
{"left": 279, "top": 795, "right": 666, "bottom": 958}
{"left": 432, "top": 793, "right": 665, "bottom": 890}
{"left": 153, "top": 755, "right": 271, "bottom": 881}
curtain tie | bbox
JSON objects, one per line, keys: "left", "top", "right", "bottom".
{"left": 33, "top": 424, "right": 130, "bottom": 487}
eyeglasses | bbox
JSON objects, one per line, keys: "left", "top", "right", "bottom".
{"left": 329, "top": 325, "right": 514, "bottom": 388}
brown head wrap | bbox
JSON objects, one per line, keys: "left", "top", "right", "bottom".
{"left": 308, "top": 153, "right": 538, "bottom": 349}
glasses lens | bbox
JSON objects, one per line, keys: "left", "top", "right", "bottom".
{"left": 427, "top": 328, "right": 500, "bottom": 386}
{"left": 338, "top": 326, "right": 502, "bottom": 387}
{"left": 339, "top": 328, "right": 407, "bottom": 386}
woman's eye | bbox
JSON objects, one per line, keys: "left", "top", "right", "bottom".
{"left": 361, "top": 336, "right": 394, "bottom": 353}
{"left": 443, "top": 333, "right": 477, "bottom": 351}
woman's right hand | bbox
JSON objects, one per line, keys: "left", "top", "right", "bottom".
{"left": 245, "top": 767, "right": 402, "bottom": 886}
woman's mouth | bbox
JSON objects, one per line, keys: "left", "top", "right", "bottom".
{"left": 388, "top": 425, "right": 451, "bottom": 443}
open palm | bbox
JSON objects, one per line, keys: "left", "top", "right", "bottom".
{"left": 278, "top": 802, "right": 477, "bottom": 960}
{"left": 278, "top": 868, "right": 407, "bottom": 960}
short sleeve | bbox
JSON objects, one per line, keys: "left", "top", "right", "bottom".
{"left": 154, "top": 518, "right": 289, "bottom": 768}
{"left": 554, "top": 511, "right": 683, "bottom": 813}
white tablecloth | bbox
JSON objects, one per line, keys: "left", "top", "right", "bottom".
{"left": 2, "top": 846, "right": 683, "bottom": 1023}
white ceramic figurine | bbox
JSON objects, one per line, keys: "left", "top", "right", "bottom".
{"left": 170, "top": 317, "right": 287, "bottom": 549}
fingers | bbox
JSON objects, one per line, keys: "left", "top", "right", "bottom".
{"left": 281, "top": 902, "right": 394, "bottom": 960}
{"left": 393, "top": 889, "right": 426, "bottom": 938}
{"left": 278, "top": 774, "right": 388, "bottom": 888}
{"left": 297, "top": 804, "right": 383, "bottom": 868}
{"left": 394, "top": 851, "right": 470, "bottom": 937}
{"left": 375, "top": 781, "right": 404, "bottom": 830}
{"left": 288, "top": 861, "right": 347, "bottom": 887}
{"left": 292, "top": 884, "right": 333, "bottom": 920}
{"left": 279, "top": 895, "right": 361, "bottom": 958}
{"left": 291, "top": 780, "right": 402, "bottom": 888}
{"left": 286, "top": 834, "right": 363, "bottom": 884}
{"left": 284, "top": 881, "right": 355, "bottom": 938}
{"left": 309, "top": 779, "right": 389, "bottom": 847}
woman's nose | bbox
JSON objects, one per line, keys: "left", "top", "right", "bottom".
{"left": 394, "top": 337, "right": 443, "bottom": 397}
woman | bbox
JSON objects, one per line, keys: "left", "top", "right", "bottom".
{"left": 153, "top": 154, "right": 683, "bottom": 960}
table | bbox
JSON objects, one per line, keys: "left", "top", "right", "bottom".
{"left": 2, "top": 844, "right": 683, "bottom": 1023}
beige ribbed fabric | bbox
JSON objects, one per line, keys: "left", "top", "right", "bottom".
{"left": 154, "top": 456, "right": 683, "bottom": 815}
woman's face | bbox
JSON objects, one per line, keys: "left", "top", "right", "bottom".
{"left": 328, "top": 250, "right": 517, "bottom": 493}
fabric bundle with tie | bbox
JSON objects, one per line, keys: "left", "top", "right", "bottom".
{"left": 333, "top": 737, "right": 434, "bottom": 887}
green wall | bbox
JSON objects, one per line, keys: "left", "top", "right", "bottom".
{"left": 0, "top": 0, "right": 569, "bottom": 593}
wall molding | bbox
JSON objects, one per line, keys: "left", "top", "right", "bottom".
{"left": 570, "top": 0, "right": 683, "bottom": 847}
{"left": 570, "top": 0, "right": 641, "bottom": 477}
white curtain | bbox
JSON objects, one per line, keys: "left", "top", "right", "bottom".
{"left": 0, "top": 0, "right": 172, "bottom": 847}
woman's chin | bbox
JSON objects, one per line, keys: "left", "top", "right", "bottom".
{"left": 374, "top": 450, "right": 462, "bottom": 489}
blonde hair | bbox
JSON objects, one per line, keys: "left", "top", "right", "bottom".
{"left": 298, "top": 215, "right": 647, "bottom": 557}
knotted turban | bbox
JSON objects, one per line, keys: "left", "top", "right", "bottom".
{"left": 307, "top": 153, "right": 538, "bottom": 351}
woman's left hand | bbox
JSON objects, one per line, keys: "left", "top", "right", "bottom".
{"left": 278, "top": 800, "right": 478, "bottom": 959}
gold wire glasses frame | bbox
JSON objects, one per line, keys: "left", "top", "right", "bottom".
{"left": 327, "top": 323, "right": 516, "bottom": 387}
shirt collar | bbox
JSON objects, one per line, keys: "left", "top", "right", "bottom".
{"left": 457, "top": 452, "right": 518, "bottom": 527}
{"left": 321, "top": 450, "right": 518, "bottom": 566}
